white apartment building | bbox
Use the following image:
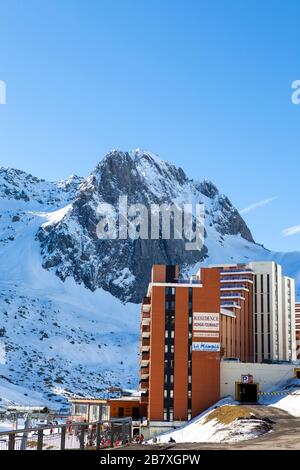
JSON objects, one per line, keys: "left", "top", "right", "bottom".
{"left": 249, "top": 261, "right": 296, "bottom": 363}
{"left": 282, "top": 276, "right": 296, "bottom": 361}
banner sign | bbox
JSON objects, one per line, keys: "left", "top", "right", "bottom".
{"left": 193, "top": 313, "right": 219, "bottom": 331}
{"left": 194, "top": 331, "right": 219, "bottom": 338}
{"left": 192, "top": 342, "right": 220, "bottom": 352}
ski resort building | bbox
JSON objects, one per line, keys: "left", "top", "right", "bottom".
{"left": 140, "top": 265, "right": 221, "bottom": 426}
{"left": 210, "top": 264, "right": 254, "bottom": 362}
{"left": 140, "top": 262, "right": 297, "bottom": 434}
{"left": 295, "top": 301, "right": 300, "bottom": 360}
{"left": 210, "top": 261, "right": 296, "bottom": 363}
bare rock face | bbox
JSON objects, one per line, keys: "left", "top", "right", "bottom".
{"left": 37, "top": 150, "right": 254, "bottom": 303}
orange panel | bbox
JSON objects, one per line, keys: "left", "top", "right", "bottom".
{"left": 148, "top": 286, "right": 165, "bottom": 421}
{"left": 191, "top": 268, "right": 221, "bottom": 417}
{"left": 151, "top": 265, "right": 166, "bottom": 283}
{"left": 174, "top": 287, "right": 189, "bottom": 420}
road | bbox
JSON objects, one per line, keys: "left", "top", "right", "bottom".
{"left": 117, "top": 406, "right": 300, "bottom": 450}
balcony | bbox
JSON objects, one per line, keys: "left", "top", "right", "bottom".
{"left": 220, "top": 268, "right": 253, "bottom": 274}
{"left": 142, "top": 325, "right": 150, "bottom": 338}
{"left": 142, "top": 296, "right": 151, "bottom": 313}
{"left": 140, "top": 380, "right": 149, "bottom": 390}
{"left": 141, "top": 352, "right": 150, "bottom": 366}
{"left": 221, "top": 284, "right": 249, "bottom": 291}
{"left": 141, "top": 311, "right": 151, "bottom": 326}
{"left": 221, "top": 301, "right": 241, "bottom": 309}
{"left": 221, "top": 293, "right": 245, "bottom": 300}
{"left": 220, "top": 277, "right": 253, "bottom": 283}
{"left": 141, "top": 338, "right": 150, "bottom": 352}
{"left": 140, "top": 367, "right": 149, "bottom": 379}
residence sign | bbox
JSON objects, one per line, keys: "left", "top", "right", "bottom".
{"left": 193, "top": 312, "right": 220, "bottom": 352}
{"left": 193, "top": 313, "right": 219, "bottom": 331}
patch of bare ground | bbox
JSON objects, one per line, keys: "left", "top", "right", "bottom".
{"left": 204, "top": 405, "right": 252, "bottom": 425}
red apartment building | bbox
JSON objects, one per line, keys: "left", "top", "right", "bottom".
{"left": 140, "top": 264, "right": 256, "bottom": 425}
{"left": 295, "top": 302, "right": 300, "bottom": 360}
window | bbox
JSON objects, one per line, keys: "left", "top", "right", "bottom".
{"left": 132, "top": 407, "right": 139, "bottom": 420}
{"left": 170, "top": 390, "right": 174, "bottom": 398}
{"left": 74, "top": 404, "right": 88, "bottom": 415}
{"left": 188, "top": 375, "right": 192, "bottom": 384}
{"left": 164, "top": 390, "right": 168, "bottom": 398}
{"left": 169, "top": 409, "right": 174, "bottom": 421}
{"left": 165, "top": 330, "right": 168, "bottom": 338}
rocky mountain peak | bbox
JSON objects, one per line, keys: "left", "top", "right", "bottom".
{"left": 37, "top": 149, "right": 255, "bottom": 302}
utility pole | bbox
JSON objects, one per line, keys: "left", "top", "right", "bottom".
{"left": 20, "top": 413, "right": 31, "bottom": 450}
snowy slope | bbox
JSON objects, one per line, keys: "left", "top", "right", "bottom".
{"left": 259, "top": 378, "right": 300, "bottom": 417}
{"left": 0, "top": 175, "right": 139, "bottom": 408}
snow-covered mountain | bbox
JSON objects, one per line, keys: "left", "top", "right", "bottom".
{"left": 37, "top": 150, "right": 255, "bottom": 303}
{"left": 0, "top": 150, "right": 300, "bottom": 408}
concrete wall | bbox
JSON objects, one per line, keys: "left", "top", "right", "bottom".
{"left": 221, "top": 362, "right": 296, "bottom": 398}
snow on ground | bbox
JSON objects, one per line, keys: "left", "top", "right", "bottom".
{"left": 0, "top": 380, "right": 53, "bottom": 410}
{"left": 259, "top": 378, "right": 300, "bottom": 417}
{"left": 148, "top": 398, "right": 271, "bottom": 444}
{"left": 0, "top": 195, "right": 140, "bottom": 408}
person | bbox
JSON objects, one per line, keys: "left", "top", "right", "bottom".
{"left": 139, "top": 433, "right": 144, "bottom": 444}
{"left": 168, "top": 436, "right": 176, "bottom": 443}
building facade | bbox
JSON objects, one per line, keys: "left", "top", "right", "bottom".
{"left": 208, "top": 264, "right": 254, "bottom": 362}
{"left": 210, "top": 261, "right": 296, "bottom": 362}
{"left": 249, "top": 261, "right": 296, "bottom": 362}
{"left": 295, "top": 302, "right": 300, "bottom": 360}
{"left": 140, "top": 261, "right": 297, "bottom": 429}
{"left": 140, "top": 265, "right": 221, "bottom": 426}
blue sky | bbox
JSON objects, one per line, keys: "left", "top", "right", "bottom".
{"left": 0, "top": 0, "right": 300, "bottom": 252}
